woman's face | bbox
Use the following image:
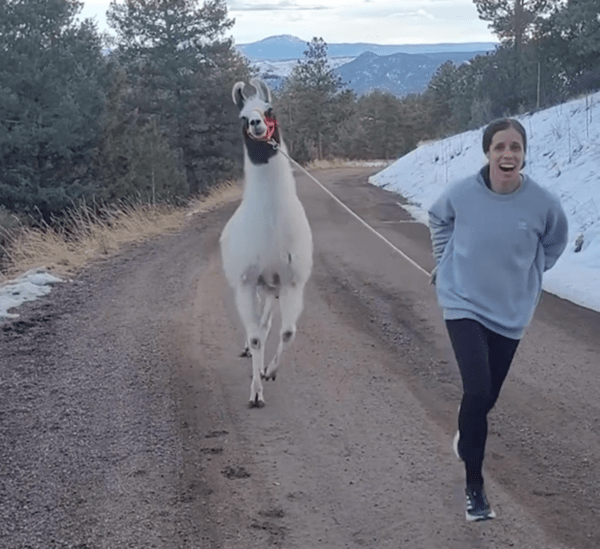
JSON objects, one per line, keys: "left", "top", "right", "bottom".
{"left": 486, "top": 127, "right": 525, "bottom": 189}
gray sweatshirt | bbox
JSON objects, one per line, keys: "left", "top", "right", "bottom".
{"left": 428, "top": 170, "right": 568, "bottom": 339}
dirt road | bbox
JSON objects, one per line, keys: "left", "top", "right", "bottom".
{"left": 1, "top": 167, "right": 599, "bottom": 549}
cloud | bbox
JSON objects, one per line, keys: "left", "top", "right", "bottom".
{"left": 384, "top": 8, "right": 436, "bottom": 20}
{"left": 228, "top": 1, "right": 329, "bottom": 11}
{"left": 79, "top": 0, "right": 495, "bottom": 45}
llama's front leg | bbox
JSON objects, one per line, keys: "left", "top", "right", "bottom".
{"left": 234, "top": 285, "right": 265, "bottom": 407}
{"left": 249, "top": 340, "right": 266, "bottom": 407}
{"left": 264, "top": 284, "right": 305, "bottom": 381}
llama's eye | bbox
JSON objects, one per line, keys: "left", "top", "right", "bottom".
{"left": 265, "top": 108, "right": 273, "bottom": 117}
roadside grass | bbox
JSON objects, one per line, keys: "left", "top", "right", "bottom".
{"left": 0, "top": 160, "right": 382, "bottom": 284}
{"left": 0, "top": 180, "right": 242, "bottom": 283}
{"left": 304, "top": 158, "right": 391, "bottom": 170}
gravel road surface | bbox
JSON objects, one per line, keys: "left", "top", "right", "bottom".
{"left": 1, "top": 167, "right": 598, "bottom": 549}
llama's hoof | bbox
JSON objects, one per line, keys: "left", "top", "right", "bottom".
{"left": 260, "top": 371, "right": 276, "bottom": 381}
{"left": 249, "top": 396, "right": 265, "bottom": 408}
{"left": 264, "top": 362, "right": 278, "bottom": 381}
{"left": 240, "top": 347, "right": 251, "bottom": 358}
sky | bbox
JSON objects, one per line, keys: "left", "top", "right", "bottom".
{"left": 2, "top": 91, "right": 600, "bottom": 321}
{"left": 79, "top": 0, "right": 498, "bottom": 46}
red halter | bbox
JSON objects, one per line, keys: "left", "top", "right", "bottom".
{"left": 263, "top": 116, "right": 277, "bottom": 141}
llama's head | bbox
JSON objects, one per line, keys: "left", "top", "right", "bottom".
{"left": 232, "top": 78, "right": 281, "bottom": 165}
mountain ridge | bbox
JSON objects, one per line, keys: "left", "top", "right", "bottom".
{"left": 238, "top": 35, "right": 497, "bottom": 98}
{"left": 237, "top": 34, "right": 497, "bottom": 61}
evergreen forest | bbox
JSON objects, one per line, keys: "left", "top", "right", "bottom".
{"left": 0, "top": 0, "right": 598, "bottom": 222}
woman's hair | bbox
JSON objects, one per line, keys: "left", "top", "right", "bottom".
{"left": 482, "top": 118, "right": 527, "bottom": 154}
{"left": 482, "top": 118, "right": 527, "bottom": 169}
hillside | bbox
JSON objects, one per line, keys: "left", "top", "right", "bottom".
{"left": 333, "top": 50, "right": 485, "bottom": 96}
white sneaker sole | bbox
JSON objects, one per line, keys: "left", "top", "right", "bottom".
{"left": 453, "top": 430, "right": 461, "bottom": 461}
{"left": 466, "top": 508, "right": 496, "bottom": 521}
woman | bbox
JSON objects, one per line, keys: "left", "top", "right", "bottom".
{"left": 428, "top": 118, "right": 568, "bottom": 521}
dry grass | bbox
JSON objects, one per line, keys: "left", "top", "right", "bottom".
{"left": 0, "top": 180, "right": 242, "bottom": 283}
{"left": 187, "top": 179, "right": 242, "bottom": 215}
{"left": 304, "top": 158, "right": 391, "bottom": 170}
{"left": 1, "top": 160, "right": 382, "bottom": 284}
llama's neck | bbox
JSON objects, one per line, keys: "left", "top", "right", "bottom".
{"left": 244, "top": 133, "right": 279, "bottom": 165}
{"left": 242, "top": 146, "right": 296, "bottom": 202}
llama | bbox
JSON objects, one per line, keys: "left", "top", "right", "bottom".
{"left": 220, "top": 78, "right": 313, "bottom": 408}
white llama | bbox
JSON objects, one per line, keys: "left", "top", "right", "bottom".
{"left": 220, "top": 78, "right": 313, "bottom": 408}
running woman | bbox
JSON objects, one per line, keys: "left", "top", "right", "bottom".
{"left": 428, "top": 118, "right": 568, "bottom": 521}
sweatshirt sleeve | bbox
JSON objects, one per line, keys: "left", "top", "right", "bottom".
{"left": 542, "top": 197, "right": 569, "bottom": 271}
{"left": 428, "top": 191, "right": 455, "bottom": 265}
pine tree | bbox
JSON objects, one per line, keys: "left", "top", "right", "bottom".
{"left": 544, "top": 0, "right": 600, "bottom": 93}
{"left": 472, "top": 0, "right": 560, "bottom": 113}
{"left": 278, "top": 37, "right": 349, "bottom": 162}
{"left": 106, "top": 0, "right": 249, "bottom": 194}
{"left": 355, "top": 91, "right": 406, "bottom": 160}
{"left": 97, "top": 64, "right": 187, "bottom": 203}
{"left": 426, "top": 61, "right": 460, "bottom": 133}
{"left": 0, "top": 0, "right": 107, "bottom": 219}
{"left": 472, "top": 0, "right": 555, "bottom": 51}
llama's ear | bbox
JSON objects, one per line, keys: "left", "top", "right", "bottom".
{"left": 249, "top": 78, "right": 272, "bottom": 104}
{"left": 232, "top": 82, "right": 246, "bottom": 109}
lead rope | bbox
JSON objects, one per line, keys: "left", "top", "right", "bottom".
{"left": 266, "top": 138, "right": 431, "bottom": 277}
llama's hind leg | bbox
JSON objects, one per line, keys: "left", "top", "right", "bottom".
{"left": 240, "top": 292, "right": 275, "bottom": 359}
{"left": 234, "top": 285, "right": 265, "bottom": 407}
{"left": 240, "top": 344, "right": 251, "bottom": 358}
{"left": 258, "top": 293, "right": 276, "bottom": 376}
{"left": 264, "top": 284, "right": 305, "bottom": 381}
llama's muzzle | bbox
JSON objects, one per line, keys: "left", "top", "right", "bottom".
{"left": 248, "top": 115, "right": 277, "bottom": 142}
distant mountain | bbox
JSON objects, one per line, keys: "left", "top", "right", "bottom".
{"left": 333, "top": 50, "right": 490, "bottom": 97}
{"left": 237, "top": 35, "right": 497, "bottom": 97}
{"left": 237, "top": 34, "right": 497, "bottom": 62}
{"left": 237, "top": 35, "right": 308, "bottom": 62}
{"left": 252, "top": 56, "right": 357, "bottom": 93}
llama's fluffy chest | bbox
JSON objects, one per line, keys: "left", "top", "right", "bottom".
{"left": 220, "top": 191, "right": 312, "bottom": 288}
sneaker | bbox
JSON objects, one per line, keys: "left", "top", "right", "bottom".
{"left": 453, "top": 430, "right": 463, "bottom": 461}
{"left": 465, "top": 485, "right": 496, "bottom": 522}
{"left": 453, "top": 403, "right": 463, "bottom": 461}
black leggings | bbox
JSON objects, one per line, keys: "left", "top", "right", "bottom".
{"left": 446, "top": 319, "right": 520, "bottom": 487}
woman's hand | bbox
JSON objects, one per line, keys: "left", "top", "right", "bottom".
{"left": 430, "top": 266, "right": 438, "bottom": 286}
